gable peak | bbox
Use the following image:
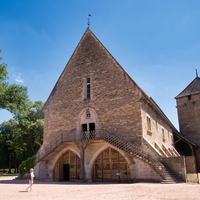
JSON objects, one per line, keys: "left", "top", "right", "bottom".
{"left": 175, "top": 75, "right": 200, "bottom": 99}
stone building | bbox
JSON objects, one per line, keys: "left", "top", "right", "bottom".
{"left": 174, "top": 75, "right": 200, "bottom": 178}
{"left": 35, "top": 28, "right": 185, "bottom": 183}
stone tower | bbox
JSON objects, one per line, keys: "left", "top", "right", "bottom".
{"left": 175, "top": 74, "right": 200, "bottom": 171}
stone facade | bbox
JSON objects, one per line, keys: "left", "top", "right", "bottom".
{"left": 175, "top": 76, "right": 200, "bottom": 171}
{"left": 43, "top": 28, "right": 143, "bottom": 145}
{"left": 176, "top": 93, "right": 200, "bottom": 146}
{"left": 35, "top": 28, "right": 181, "bottom": 183}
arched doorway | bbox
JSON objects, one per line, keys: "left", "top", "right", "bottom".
{"left": 54, "top": 150, "right": 80, "bottom": 181}
{"left": 92, "top": 147, "right": 131, "bottom": 183}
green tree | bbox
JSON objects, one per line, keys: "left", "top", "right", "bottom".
{"left": 0, "top": 50, "right": 44, "bottom": 171}
{"left": 0, "top": 119, "right": 18, "bottom": 172}
{"left": 15, "top": 101, "right": 44, "bottom": 155}
{"left": 0, "top": 50, "right": 29, "bottom": 116}
{"left": 0, "top": 101, "right": 44, "bottom": 172}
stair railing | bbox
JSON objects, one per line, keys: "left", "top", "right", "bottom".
{"left": 35, "top": 129, "right": 165, "bottom": 178}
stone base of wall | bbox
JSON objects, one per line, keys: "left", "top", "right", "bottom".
{"left": 186, "top": 173, "right": 200, "bottom": 183}
{"left": 198, "top": 173, "right": 200, "bottom": 183}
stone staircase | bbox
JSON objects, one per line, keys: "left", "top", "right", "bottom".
{"left": 161, "top": 165, "right": 185, "bottom": 184}
{"left": 36, "top": 129, "right": 166, "bottom": 179}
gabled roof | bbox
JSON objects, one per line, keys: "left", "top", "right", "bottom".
{"left": 43, "top": 27, "right": 142, "bottom": 111}
{"left": 175, "top": 76, "right": 200, "bottom": 99}
{"left": 42, "top": 28, "right": 178, "bottom": 132}
{"left": 173, "top": 131, "right": 197, "bottom": 147}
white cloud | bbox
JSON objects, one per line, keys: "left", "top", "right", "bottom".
{"left": 13, "top": 73, "right": 25, "bottom": 83}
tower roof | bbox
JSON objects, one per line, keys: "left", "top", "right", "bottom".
{"left": 175, "top": 76, "right": 200, "bottom": 99}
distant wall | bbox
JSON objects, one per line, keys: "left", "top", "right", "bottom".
{"left": 185, "top": 156, "right": 197, "bottom": 173}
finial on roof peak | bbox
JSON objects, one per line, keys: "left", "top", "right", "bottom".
{"left": 195, "top": 69, "right": 198, "bottom": 77}
{"left": 87, "top": 13, "right": 91, "bottom": 28}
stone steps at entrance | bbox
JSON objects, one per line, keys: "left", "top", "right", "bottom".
{"left": 161, "top": 166, "right": 185, "bottom": 184}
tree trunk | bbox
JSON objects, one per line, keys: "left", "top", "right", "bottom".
{"left": 8, "top": 153, "right": 11, "bottom": 173}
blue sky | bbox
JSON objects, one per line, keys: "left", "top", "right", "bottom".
{"left": 0, "top": 0, "right": 200, "bottom": 130}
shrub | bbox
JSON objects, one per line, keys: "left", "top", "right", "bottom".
{"left": 18, "top": 155, "right": 35, "bottom": 174}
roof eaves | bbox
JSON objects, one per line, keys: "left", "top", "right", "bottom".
{"left": 173, "top": 131, "right": 197, "bottom": 147}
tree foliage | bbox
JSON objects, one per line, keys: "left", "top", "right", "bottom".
{"left": 0, "top": 101, "right": 44, "bottom": 171}
{"left": 18, "top": 155, "right": 35, "bottom": 174}
{"left": 15, "top": 101, "right": 44, "bottom": 155}
{"left": 0, "top": 50, "right": 44, "bottom": 171}
{"left": 0, "top": 50, "right": 29, "bottom": 115}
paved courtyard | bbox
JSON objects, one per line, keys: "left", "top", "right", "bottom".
{"left": 0, "top": 176, "right": 199, "bottom": 200}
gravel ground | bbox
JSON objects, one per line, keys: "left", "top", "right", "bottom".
{"left": 0, "top": 176, "right": 199, "bottom": 200}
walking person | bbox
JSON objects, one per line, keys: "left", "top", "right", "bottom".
{"left": 26, "top": 168, "right": 35, "bottom": 192}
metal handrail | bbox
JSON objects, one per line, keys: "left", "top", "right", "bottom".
{"left": 35, "top": 129, "right": 165, "bottom": 178}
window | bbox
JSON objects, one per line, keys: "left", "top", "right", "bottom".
{"left": 86, "top": 78, "right": 90, "bottom": 99}
{"left": 81, "top": 122, "right": 96, "bottom": 139}
{"left": 86, "top": 112, "right": 90, "bottom": 118}
{"left": 170, "top": 133, "right": 174, "bottom": 144}
{"left": 89, "top": 123, "right": 95, "bottom": 131}
{"left": 147, "top": 116, "right": 151, "bottom": 131}
{"left": 162, "top": 128, "right": 165, "bottom": 138}
{"left": 162, "top": 128, "right": 165, "bottom": 142}
{"left": 81, "top": 124, "right": 87, "bottom": 131}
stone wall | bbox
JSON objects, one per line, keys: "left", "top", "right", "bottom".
{"left": 185, "top": 156, "right": 197, "bottom": 173}
{"left": 42, "top": 29, "right": 144, "bottom": 147}
{"left": 141, "top": 99, "right": 175, "bottom": 152}
{"left": 176, "top": 92, "right": 200, "bottom": 172}
{"left": 176, "top": 93, "right": 200, "bottom": 152}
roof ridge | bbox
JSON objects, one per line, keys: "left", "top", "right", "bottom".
{"left": 175, "top": 76, "right": 200, "bottom": 99}
{"left": 190, "top": 76, "right": 200, "bottom": 94}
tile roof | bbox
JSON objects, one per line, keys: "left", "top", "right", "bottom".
{"left": 175, "top": 76, "right": 200, "bottom": 99}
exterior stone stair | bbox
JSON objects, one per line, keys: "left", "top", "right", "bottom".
{"left": 36, "top": 129, "right": 165, "bottom": 179}
{"left": 161, "top": 165, "right": 185, "bottom": 184}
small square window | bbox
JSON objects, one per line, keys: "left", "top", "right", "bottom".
{"left": 86, "top": 113, "right": 90, "bottom": 118}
